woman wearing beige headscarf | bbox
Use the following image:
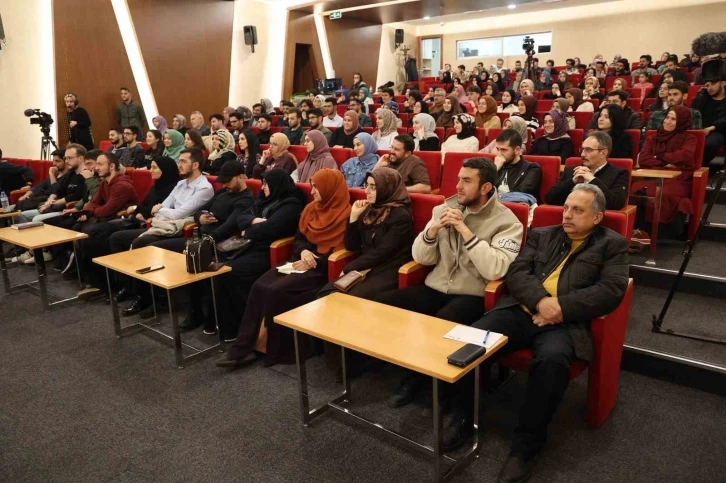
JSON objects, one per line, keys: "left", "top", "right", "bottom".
{"left": 372, "top": 108, "right": 399, "bottom": 150}
{"left": 479, "top": 116, "right": 529, "bottom": 154}
{"left": 251, "top": 132, "right": 297, "bottom": 179}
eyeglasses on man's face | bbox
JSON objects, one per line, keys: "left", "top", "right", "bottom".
{"left": 580, "top": 147, "right": 604, "bottom": 154}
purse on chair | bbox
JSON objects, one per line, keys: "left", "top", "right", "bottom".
{"left": 185, "top": 229, "right": 218, "bottom": 274}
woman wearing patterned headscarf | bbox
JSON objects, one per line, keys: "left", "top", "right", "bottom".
{"left": 552, "top": 98, "right": 577, "bottom": 130}
{"left": 480, "top": 116, "right": 528, "bottom": 154}
{"left": 435, "top": 94, "right": 461, "bottom": 128}
{"left": 514, "top": 95, "right": 540, "bottom": 134}
{"left": 530, "top": 109, "right": 574, "bottom": 163}
{"left": 411, "top": 113, "right": 440, "bottom": 151}
{"left": 295, "top": 130, "right": 338, "bottom": 183}
{"left": 152, "top": 115, "right": 168, "bottom": 136}
{"left": 383, "top": 101, "right": 403, "bottom": 128}
{"left": 206, "top": 129, "right": 237, "bottom": 174}
{"left": 441, "top": 113, "right": 479, "bottom": 153}
{"left": 372, "top": 108, "right": 399, "bottom": 150}
{"left": 341, "top": 132, "right": 380, "bottom": 187}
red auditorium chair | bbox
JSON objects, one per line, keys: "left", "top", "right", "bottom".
{"left": 491, "top": 205, "right": 633, "bottom": 427}
{"left": 329, "top": 148, "right": 353, "bottom": 168}
{"left": 496, "top": 112, "right": 511, "bottom": 125}
{"left": 362, "top": 127, "right": 376, "bottom": 135}
{"left": 625, "top": 129, "right": 641, "bottom": 162}
{"left": 130, "top": 169, "right": 154, "bottom": 202}
{"left": 571, "top": 112, "right": 593, "bottom": 130}
{"left": 288, "top": 145, "right": 308, "bottom": 164}
{"left": 642, "top": 130, "right": 708, "bottom": 242}
{"left": 687, "top": 85, "right": 704, "bottom": 107}
{"left": 642, "top": 98, "right": 657, "bottom": 113}
{"left": 626, "top": 98, "right": 642, "bottom": 112}
{"left": 336, "top": 105, "right": 348, "bottom": 116}
{"left": 397, "top": 127, "right": 409, "bottom": 135}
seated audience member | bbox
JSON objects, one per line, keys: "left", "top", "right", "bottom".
{"left": 609, "top": 58, "right": 630, "bottom": 77}
{"left": 443, "top": 183, "right": 628, "bottom": 482}
{"left": 312, "top": 95, "right": 325, "bottom": 110}
{"left": 375, "top": 135, "right": 431, "bottom": 193}
{"left": 430, "top": 88, "right": 447, "bottom": 119}
{"left": 236, "top": 129, "right": 262, "bottom": 178}
{"left": 484, "top": 82, "right": 499, "bottom": 99}
{"left": 10, "top": 148, "right": 64, "bottom": 231}
{"left": 466, "top": 85, "right": 481, "bottom": 107}
{"left": 552, "top": 97, "right": 577, "bottom": 130}
{"left": 632, "top": 106, "right": 698, "bottom": 245}
{"left": 383, "top": 101, "right": 403, "bottom": 128}
{"left": 582, "top": 76, "right": 603, "bottom": 101}
{"left": 206, "top": 130, "right": 237, "bottom": 175}
{"left": 206, "top": 169, "right": 305, "bottom": 339}
{"left": 512, "top": 71, "right": 523, "bottom": 93}
{"left": 498, "top": 89, "right": 518, "bottom": 113}
{"left": 275, "top": 101, "right": 293, "bottom": 127}
{"left": 228, "top": 111, "right": 244, "bottom": 143}
{"left": 410, "top": 99, "right": 430, "bottom": 126}
{"left": 282, "top": 108, "right": 305, "bottom": 146}
{"left": 519, "top": 79, "right": 535, "bottom": 98}
{"left": 380, "top": 87, "right": 395, "bottom": 104}
{"left": 329, "top": 111, "right": 363, "bottom": 149}
{"left": 376, "top": 157, "right": 523, "bottom": 407}
{"left": 256, "top": 114, "right": 273, "bottom": 145}
{"left": 647, "top": 81, "right": 702, "bottom": 130}
{"left": 632, "top": 72, "right": 655, "bottom": 99}
{"left": 307, "top": 108, "right": 333, "bottom": 143}
{"left": 658, "top": 56, "right": 679, "bottom": 75}
{"left": 0, "top": 148, "right": 33, "bottom": 195}
{"left": 611, "top": 78, "right": 628, "bottom": 93}
{"left": 190, "top": 110, "right": 211, "bottom": 136}
{"left": 543, "top": 82, "right": 563, "bottom": 100}
{"left": 436, "top": 95, "right": 462, "bottom": 128}
{"left": 162, "top": 129, "right": 185, "bottom": 161}
{"left": 480, "top": 116, "right": 529, "bottom": 154}
{"left": 564, "top": 58, "right": 579, "bottom": 75}
{"left": 691, "top": 59, "right": 726, "bottom": 169}
{"left": 152, "top": 116, "right": 167, "bottom": 135}
{"left": 546, "top": 131, "right": 629, "bottom": 210}
{"left": 106, "top": 128, "right": 127, "bottom": 156}
{"left": 298, "top": 99, "right": 313, "bottom": 124}
{"left": 74, "top": 152, "right": 139, "bottom": 297}
{"left": 591, "top": 104, "right": 633, "bottom": 159}
{"left": 358, "top": 87, "right": 374, "bottom": 112}
{"left": 348, "top": 97, "right": 372, "bottom": 127}
{"left": 566, "top": 88, "right": 594, "bottom": 112}
{"left": 442, "top": 114, "right": 480, "bottom": 153}
{"left": 647, "top": 82, "right": 670, "bottom": 112}
{"left": 172, "top": 114, "right": 187, "bottom": 136}
{"left": 252, "top": 133, "right": 297, "bottom": 179}
{"left": 535, "top": 71, "right": 551, "bottom": 91}
{"left": 601, "top": 90, "right": 641, "bottom": 129}
{"left": 594, "top": 61, "right": 607, "bottom": 80}
{"left": 373, "top": 109, "right": 399, "bottom": 150}
{"left": 217, "top": 169, "right": 351, "bottom": 367}
{"left": 144, "top": 130, "right": 164, "bottom": 168}
{"left": 341, "top": 132, "right": 379, "bottom": 187}
{"left": 184, "top": 129, "right": 205, "bottom": 151}
{"left": 118, "top": 156, "right": 179, "bottom": 225}
{"left": 531, "top": 110, "right": 575, "bottom": 163}
{"left": 514, "top": 95, "right": 540, "bottom": 134}
{"left": 631, "top": 54, "right": 658, "bottom": 81}
{"left": 493, "top": 129, "right": 542, "bottom": 200}
{"left": 412, "top": 113, "right": 440, "bottom": 152}
{"left": 473, "top": 95, "right": 502, "bottom": 132}
{"left": 261, "top": 98, "right": 276, "bottom": 115}
{"left": 491, "top": 72, "right": 506, "bottom": 93}
{"left": 294, "top": 130, "right": 338, "bottom": 183}
{"left": 119, "top": 126, "right": 146, "bottom": 168}
{"left": 323, "top": 98, "right": 344, "bottom": 128}
{"left": 557, "top": 72, "right": 573, "bottom": 90}
{"left": 110, "top": 148, "right": 214, "bottom": 313}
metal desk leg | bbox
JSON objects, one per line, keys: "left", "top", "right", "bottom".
{"left": 341, "top": 346, "right": 351, "bottom": 402}
{"left": 646, "top": 180, "right": 663, "bottom": 265}
{"left": 472, "top": 364, "right": 481, "bottom": 453}
{"left": 210, "top": 278, "right": 223, "bottom": 349}
{"left": 295, "top": 330, "right": 312, "bottom": 425}
{"left": 433, "top": 378, "right": 444, "bottom": 482}
{"left": 168, "top": 289, "right": 184, "bottom": 368}
{"left": 106, "top": 268, "right": 122, "bottom": 337}
{"left": 0, "top": 243, "right": 10, "bottom": 294}
{"left": 34, "top": 249, "right": 49, "bottom": 310}
{"left": 72, "top": 241, "right": 83, "bottom": 289}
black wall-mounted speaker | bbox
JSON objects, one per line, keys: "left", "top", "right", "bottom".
{"left": 243, "top": 25, "right": 258, "bottom": 53}
{"left": 395, "top": 29, "right": 404, "bottom": 45}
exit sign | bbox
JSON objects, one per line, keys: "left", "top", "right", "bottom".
{"left": 329, "top": 11, "right": 342, "bottom": 20}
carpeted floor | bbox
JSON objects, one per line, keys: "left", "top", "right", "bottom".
{"left": 1, "top": 266, "right": 725, "bottom": 483}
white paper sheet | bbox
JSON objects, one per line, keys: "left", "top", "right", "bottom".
{"left": 276, "top": 262, "right": 306, "bottom": 274}
{"left": 444, "top": 324, "right": 503, "bottom": 349}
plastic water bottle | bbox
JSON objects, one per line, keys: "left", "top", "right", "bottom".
{"left": 0, "top": 191, "right": 9, "bottom": 213}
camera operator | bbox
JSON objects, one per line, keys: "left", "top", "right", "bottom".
{"left": 64, "top": 93, "right": 94, "bottom": 150}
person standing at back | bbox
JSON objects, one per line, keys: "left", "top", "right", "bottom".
{"left": 115, "top": 87, "right": 146, "bottom": 132}
{"left": 64, "top": 93, "right": 93, "bottom": 150}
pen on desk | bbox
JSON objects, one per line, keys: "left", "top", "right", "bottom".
{"left": 483, "top": 330, "right": 490, "bottom": 345}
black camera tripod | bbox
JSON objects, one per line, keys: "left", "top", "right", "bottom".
{"left": 40, "top": 127, "right": 58, "bottom": 160}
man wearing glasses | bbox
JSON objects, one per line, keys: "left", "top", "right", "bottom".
{"left": 545, "top": 131, "right": 629, "bottom": 210}
{"left": 119, "top": 126, "right": 146, "bottom": 168}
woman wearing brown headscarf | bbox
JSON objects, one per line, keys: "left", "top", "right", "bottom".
{"left": 251, "top": 132, "right": 298, "bottom": 179}
{"left": 514, "top": 95, "right": 540, "bottom": 134}
{"left": 566, "top": 88, "right": 594, "bottom": 112}
{"left": 435, "top": 95, "right": 461, "bottom": 128}
{"left": 474, "top": 95, "right": 501, "bottom": 132}
{"left": 329, "top": 110, "right": 363, "bottom": 148}
{"left": 218, "top": 169, "right": 351, "bottom": 368}
{"left": 296, "top": 130, "right": 338, "bottom": 183}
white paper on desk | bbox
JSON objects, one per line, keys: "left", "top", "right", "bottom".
{"left": 276, "top": 262, "right": 306, "bottom": 275}
{"left": 444, "top": 325, "right": 503, "bottom": 349}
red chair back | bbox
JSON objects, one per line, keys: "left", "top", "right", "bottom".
{"left": 398, "top": 113, "right": 409, "bottom": 126}
{"left": 288, "top": 145, "right": 308, "bottom": 164}
{"left": 410, "top": 193, "right": 445, "bottom": 235}
{"left": 524, "top": 155, "right": 562, "bottom": 201}
{"left": 329, "top": 148, "right": 353, "bottom": 168}
{"left": 642, "top": 98, "right": 657, "bottom": 112}
{"left": 348, "top": 188, "right": 367, "bottom": 202}
{"left": 571, "top": 111, "right": 593, "bottom": 130}
{"left": 687, "top": 85, "right": 704, "bottom": 106}
{"left": 362, "top": 127, "right": 376, "bottom": 135}
{"left": 626, "top": 98, "right": 642, "bottom": 112}
{"left": 496, "top": 112, "right": 511, "bottom": 125}
{"left": 434, "top": 127, "right": 445, "bottom": 144}
{"left": 532, "top": 205, "right": 628, "bottom": 236}
{"left": 474, "top": 128, "right": 487, "bottom": 149}
{"left": 205, "top": 175, "right": 224, "bottom": 192}
{"left": 415, "top": 151, "right": 443, "bottom": 190}
{"left": 486, "top": 128, "right": 502, "bottom": 143}
{"left": 588, "top": 99, "right": 600, "bottom": 110}
{"left": 270, "top": 127, "right": 285, "bottom": 134}
{"left": 131, "top": 169, "right": 154, "bottom": 202}
{"left": 440, "top": 152, "right": 473, "bottom": 197}
{"left": 246, "top": 179, "right": 262, "bottom": 196}
{"left": 501, "top": 201, "right": 529, "bottom": 244}
{"left": 625, "top": 129, "right": 640, "bottom": 161}
{"left": 336, "top": 105, "right": 348, "bottom": 116}
{"left": 99, "top": 141, "right": 111, "bottom": 152}
{"left": 295, "top": 182, "right": 313, "bottom": 202}
{"left": 397, "top": 127, "right": 409, "bottom": 135}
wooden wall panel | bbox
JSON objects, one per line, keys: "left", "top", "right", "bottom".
{"left": 54, "top": 0, "right": 139, "bottom": 148}
{"left": 283, "top": 11, "right": 326, "bottom": 99}
{"left": 324, "top": 17, "right": 382, "bottom": 91}
{"left": 127, "top": 0, "right": 234, "bottom": 122}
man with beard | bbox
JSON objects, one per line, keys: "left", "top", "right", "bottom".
{"left": 64, "top": 93, "right": 93, "bottom": 150}
{"left": 692, "top": 59, "right": 726, "bottom": 169}
{"left": 375, "top": 157, "right": 524, "bottom": 408}
{"left": 493, "top": 130, "right": 542, "bottom": 200}
{"left": 306, "top": 108, "right": 332, "bottom": 143}
{"left": 115, "top": 87, "right": 146, "bottom": 132}
{"left": 109, "top": 148, "right": 213, "bottom": 315}
{"left": 646, "top": 81, "right": 702, "bottom": 130}
{"left": 375, "top": 135, "right": 431, "bottom": 193}
{"left": 119, "top": 126, "right": 146, "bottom": 168}
{"left": 106, "top": 128, "right": 127, "bottom": 156}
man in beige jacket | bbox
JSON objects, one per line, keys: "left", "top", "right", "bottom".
{"left": 376, "top": 157, "right": 524, "bottom": 408}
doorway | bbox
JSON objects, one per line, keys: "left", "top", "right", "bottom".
{"left": 292, "top": 43, "right": 319, "bottom": 95}
{"left": 419, "top": 36, "right": 442, "bottom": 78}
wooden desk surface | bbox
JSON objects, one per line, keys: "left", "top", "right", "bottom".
{"left": 0, "top": 211, "right": 20, "bottom": 219}
{"left": 274, "top": 293, "right": 508, "bottom": 383}
{"left": 631, "top": 169, "right": 682, "bottom": 179}
{"left": 0, "top": 224, "right": 88, "bottom": 249}
{"left": 93, "top": 246, "right": 231, "bottom": 290}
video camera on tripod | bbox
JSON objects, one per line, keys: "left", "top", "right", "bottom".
{"left": 24, "top": 108, "right": 57, "bottom": 160}
{"left": 522, "top": 36, "right": 538, "bottom": 82}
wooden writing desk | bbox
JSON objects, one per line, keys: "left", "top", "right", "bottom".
{"left": 631, "top": 169, "right": 682, "bottom": 179}
{"left": 0, "top": 225, "right": 87, "bottom": 310}
{"left": 94, "top": 246, "right": 231, "bottom": 367}
{"left": 275, "top": 293, "right": 508, "bottom": 482}
{"left": 0, "top": 211, "right": 20, "bottom": 219}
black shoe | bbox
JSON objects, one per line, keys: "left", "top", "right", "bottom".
{"left": 498, "top": 455, "right": 536, "bottom": 483}
{"left": 121, "top": 296, "right": 147, "bottom": 317}
{"left": 179, "top": 313, "right": 202, "bottom": 332}
{"left": 115, "top": 288, "right": 132, "bottom": 303}
{"left": 442, "top": 407, "right": 474, "bottom": 452}
{"left": 388, "top": 373, "right": 424, "bottom": 408}
{"left": 215, "top": 352, "right": 257, "bottom": 368}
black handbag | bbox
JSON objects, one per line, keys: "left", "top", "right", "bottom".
{"left": 185, "top": 233, "right": 218, "bottom": 274}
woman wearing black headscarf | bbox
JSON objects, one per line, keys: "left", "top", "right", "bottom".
{"left": 126, "top": 156, "right": 179, "bottom": 220}
{"left": 592, "top": 104, "right": 632, "bottom": 159}
{"left": 213, "top": 169, "right": 306, "bottom": 340}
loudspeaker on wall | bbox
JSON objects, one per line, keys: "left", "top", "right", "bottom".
{"left": 243, "top": 25, "right": 258, "bottom": 53}
{"left": 395, "top": 29, "right": 404, "bottom": 46}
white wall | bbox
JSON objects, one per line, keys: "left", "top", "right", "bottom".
{"left": 376, "top": 23, "right": 416, "bottom": 91}
{"left": 0, "top": 0, "right": 57, "bottom": 159}
{"left": 229, "top": 0, "right": 288, "bottom": 108}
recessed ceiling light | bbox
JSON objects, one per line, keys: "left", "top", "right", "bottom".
{"left": 423, "top": 16, "right": 430, "bottom": 19}
{"left": 508, "top": 4, "right": 516, "bottom": 9}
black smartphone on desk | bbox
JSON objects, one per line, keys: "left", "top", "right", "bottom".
{"left": 136, "top": 265, "right": 164, "bottom": 274}
{"left": 447, "top": 344, "right": 487, "bottom": 368}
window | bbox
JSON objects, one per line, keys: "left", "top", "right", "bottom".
{"left": 456, "top": 31, "right": 552, "bottom": 60}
